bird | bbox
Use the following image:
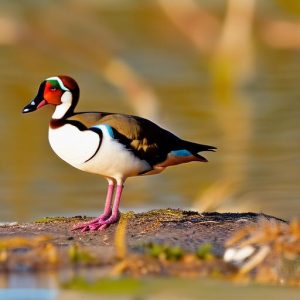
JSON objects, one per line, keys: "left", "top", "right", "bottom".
{"left": 22, "top": 76, "right": 216, "bottom": 232}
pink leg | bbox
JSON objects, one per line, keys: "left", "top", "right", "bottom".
{"left": 84, "top": 183, "right": 124, "bottom": 231}
{"left": 96, "top": 183, "right": 124, "bottom": 230}
{"left": 99, "top": 182, "right": 114, "bottom": 219}
{"left": 72, "top": 179, "right": 115, "bottom": 231}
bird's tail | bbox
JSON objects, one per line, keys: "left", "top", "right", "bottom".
{"left": 182, "top": 140, "right": 217, "bottom": 162}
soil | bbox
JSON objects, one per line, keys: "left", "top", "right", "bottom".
{"left": 0, "top": 209, "right": 287, "bottom": 274}
{"left": 0, "top": 209, "right": 286, "bottom": 252}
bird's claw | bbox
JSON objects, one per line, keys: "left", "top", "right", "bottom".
{"left": 72, "top": 215, "right": 119, "bottom": 232}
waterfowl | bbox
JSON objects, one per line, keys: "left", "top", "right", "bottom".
{"left": 22, "top": 76, "right": 216, "bottom": 232}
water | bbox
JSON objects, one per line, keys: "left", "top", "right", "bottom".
{"left": 0, "top": 2, "right": 299, "bottom": 224}
{"left": 1, "top": 276, "right": 300, "bottom": 300}
{"left": 0, "top": 272, "right": 57, "bottom": 299}
{"left": 0, "top": 289, "right": 57, "bottom": 300}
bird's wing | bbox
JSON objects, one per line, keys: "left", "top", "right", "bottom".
{"left": 68, "top": 112, "right": 216, "bottom": 168}
{"left": 68, "top": 112, "right": 178, "bottom": 165}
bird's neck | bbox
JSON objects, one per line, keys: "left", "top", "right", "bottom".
{"left": 52, "top": 91, "right": 76, "bottom": 120}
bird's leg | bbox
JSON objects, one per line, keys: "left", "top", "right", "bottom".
{"left": 86, "top": 179, "right": 124, "bottom": 231}
{"left": 96, "top": 182, "right": 124, "bottom": 230}
{"left": 96, "top": 178, "right": 115, "bottom": 220}
{"left": 72, "top": 178, "right": 115, "bottom": 231}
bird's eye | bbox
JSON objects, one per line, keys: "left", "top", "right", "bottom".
{"left": 50, "top": 87, "right": 57, "bottom": 91}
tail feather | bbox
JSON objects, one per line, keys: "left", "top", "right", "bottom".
{"left": 182, "top": 140, "right": 217, "bottom": 162}
{"left": 183, "top": 140, "right": 217, "bottom": 153}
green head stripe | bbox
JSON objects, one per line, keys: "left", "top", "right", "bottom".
{"left": 46, "top": 76, "right": 69, "bottom": 91}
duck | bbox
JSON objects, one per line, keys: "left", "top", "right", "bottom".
{"left": 22, "top": 76, "right": 216, "bottom": 232}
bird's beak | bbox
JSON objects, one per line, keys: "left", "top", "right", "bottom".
{"left": 22, "top": 81, "right": 48, "bottom": 113}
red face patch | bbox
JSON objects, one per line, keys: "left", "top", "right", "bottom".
{"left": 43, "top": 82, "right": 64, "bottom": 105}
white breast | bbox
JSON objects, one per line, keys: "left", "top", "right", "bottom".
{"left": 80, "top": 125, "right": 151, "bottom": 180}
{"left": 48, "top": 124, "right": 100, "bottom": 168}
{"left": 48, "top": 124, "right": 151, "bottom": 180}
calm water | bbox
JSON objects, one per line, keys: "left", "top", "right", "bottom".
{"left": 1, "top": 274, "right": 300, "bottom": 300}
{"left": 1, "top": 1, "right": 300, "bottom": 224}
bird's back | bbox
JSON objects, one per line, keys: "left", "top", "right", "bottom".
{"left": 68, "top": 112, "right": 215, "bottom": 167}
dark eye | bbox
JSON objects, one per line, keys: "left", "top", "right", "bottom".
{"left": 50, "top": 87, "right": 57, "bottom": 91}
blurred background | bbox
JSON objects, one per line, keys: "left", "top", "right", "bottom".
{"left": 0, "top": 0, "right": 299, "bottom": 222}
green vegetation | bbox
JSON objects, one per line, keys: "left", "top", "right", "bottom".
{"left": 35, "top": 216, "right": 88, "bottom": 224}
{"left": 145, "top": 243, "right": 184, "bottom": 261}
{"left": 62, "top": 277, "right": 144, "bottom": 294}
{"left": 143, "top": 242, "right": 215, "bottom": 261}
{"left": 196, "top": 243, "right": 214, "bottom": 260}
{"left": 144, "top": 208, "right": 185, "bottom": 217}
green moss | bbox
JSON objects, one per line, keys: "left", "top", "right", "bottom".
{"left": 196, "top": 243, "right": 214, "bottom": 260}
{"left": 145, "top": 243, "right": 184, "bottom": 261}
{"left": 165, "top": 245, "right": 184, "bottom": 261}
{"left": 34, "top": 216, "right": 86, "bottom": 224}
{"left": 141, "top": 208, "right": 185, "bottom": 218}
{"left": 62, "top": 277, "right": 144, "bottom": 294}
{"left": 121, "top": 211, "right": 135, "bottom": 218}
{"left": 159, "top": 208, "right": 184, "bottom": 216}
{"left": 140, "top": 209, "right": 201, "bottom": 221}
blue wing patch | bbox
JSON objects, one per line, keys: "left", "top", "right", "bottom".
{"left": 91, "top": 124, "right": 115, "bottom": 138}
{"left": 170, "top": 149, "right": 192, "bottom": 157}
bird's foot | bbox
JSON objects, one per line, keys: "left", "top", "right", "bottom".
{"left": 72, "top": 213, "right": 119, "bottom": 232}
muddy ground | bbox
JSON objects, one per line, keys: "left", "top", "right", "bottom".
{"left": 0, "top": 209, "right": 288, "bottom": 276}
{"left": 0, "top": 209, "right": 286, "bottom": 253}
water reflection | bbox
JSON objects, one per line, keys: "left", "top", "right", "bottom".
{"left": 0, "top": 289, "right": 57, "bottom": 300}
{"left": 0, "top": 272, "right": 57, "bottom": 300}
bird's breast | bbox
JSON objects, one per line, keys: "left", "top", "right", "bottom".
{"left": 48, "top": 124, "right": 100, "bottom": 168}
{"left": 48, "top": 124, "right": 151, "bottom": 179}
{"left": 81, "top": 126, "right": 152, "bottom": 179}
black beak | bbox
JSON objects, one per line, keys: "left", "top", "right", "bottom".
{"left": 22, "top": 81, "right": 47, "bottom": 114}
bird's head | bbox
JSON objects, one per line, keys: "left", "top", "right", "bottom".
{"left": 22, "top": 75, "right": 79, "bottom": 116}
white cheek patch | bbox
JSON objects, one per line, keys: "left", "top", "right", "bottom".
{"left": 52, "top": 91, "right": 72, "bottom": 119}
{"left": 61, "top": 91, "right": 72, "bottom": 104}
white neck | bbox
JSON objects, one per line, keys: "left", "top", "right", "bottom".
{"left": 52, "top": 91, "right": 72, "bottom": 119}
